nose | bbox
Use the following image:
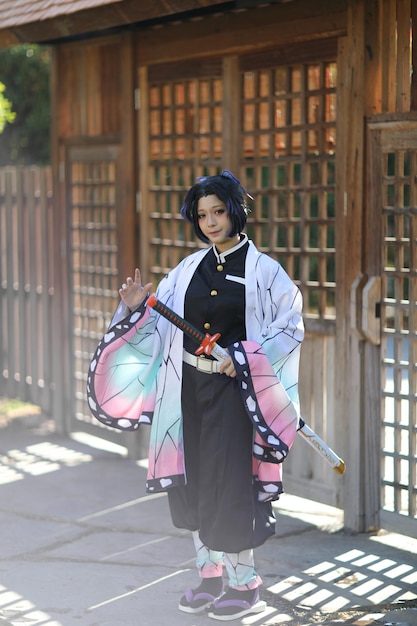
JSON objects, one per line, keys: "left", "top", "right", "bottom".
{"left": 207, "top": 211, "right": 216, "bottom": 226}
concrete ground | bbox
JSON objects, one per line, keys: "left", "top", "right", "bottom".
{"left": 0, "top": 407, "right": 416, "bottom": 626}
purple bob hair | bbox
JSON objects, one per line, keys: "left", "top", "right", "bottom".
{"left": 180, "top": 169, "right": 252, "bottom": 244}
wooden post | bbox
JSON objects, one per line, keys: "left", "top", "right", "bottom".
{"left": 117, "top": 34, "right": 137, "bottom": 283}
{"left": 396, "top": 0, "right": 411, "bottom": 113}
{"left": 362, "top": 0, "right": 386, "bottom": 531}
{"left": 364, "top": 0, "right": 382, "bottom": 115}
{"left": 336, "top": 0, "right": 366, "bottom": 532}
{"left": 138, "top": 65, "right": 150, "bottom": 281}
{"left": 363, "top": 125, "right": 384, "bottom": 530}
{"left": 381, "top": 0, "right": 397, "bottom": 112}
{"left": 50, "top": 47, "right": 70, "bottom": 433}
{"left": 411, "top": 0, "right": 417, "bottom": 109}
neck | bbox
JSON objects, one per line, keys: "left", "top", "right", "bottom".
{"left": 215, "top": 234, "right": 240, "bottom": 253}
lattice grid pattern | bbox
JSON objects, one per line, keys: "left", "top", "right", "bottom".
{"left": 146, "top": 61, "right": 336, "bottom": 325}
{"left": 69, "top": 157, "right": 119, "bottom": 424}
{"left": 381, "top": 149, "right": 417, "bottom": 520}
{"left": 242, "top": 63, "right": 337, "bottom": 323}
{"left": 148, "top": 77, "right": 223, "bottom": 275}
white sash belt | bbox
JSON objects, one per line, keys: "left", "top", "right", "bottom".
{"left": 183, "top": 350, "right": 221, "bottom": 374}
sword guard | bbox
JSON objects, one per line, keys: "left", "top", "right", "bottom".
{"left": 195, "top": 333, "right": 221, "bottom": 356}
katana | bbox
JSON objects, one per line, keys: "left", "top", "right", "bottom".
{"left": 147, "top": 295, "right": 345, "bottom": 475}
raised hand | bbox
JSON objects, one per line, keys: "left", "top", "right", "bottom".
{"left": 119, "top": 268, "right": 153, "bottom": 311}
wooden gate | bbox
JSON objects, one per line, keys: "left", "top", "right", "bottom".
{"left": 367, "top": 118, "right": 417, "bottom": 536}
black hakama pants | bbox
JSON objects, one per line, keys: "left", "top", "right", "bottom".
{"left": 167, "top": 362, "right": 275, "bottom": 553}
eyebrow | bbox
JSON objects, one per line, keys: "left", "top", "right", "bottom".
{"left": 198, "top": 204, "right": 225, "bottom": 211}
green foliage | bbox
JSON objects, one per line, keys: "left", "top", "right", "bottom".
{"left": 0, "top": 81, "right": 16, "bottom": 133}
{"left": 0, "top": 44, "right": 51, "bottom": 166}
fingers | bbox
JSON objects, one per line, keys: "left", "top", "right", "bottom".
{"left": 119, "top": 281, "right": 134, "bottom": 294}
{"left": 143, "top": 282, "right": 153, "bottom": 292}
{"left": 119, "top": 269, "right": 142, "bottom": 292}
{"left": 118, "top": 269, "right": 153, "bottom": 310}
{"left": 219, "top": 357, "right": 236, "bottom": 378}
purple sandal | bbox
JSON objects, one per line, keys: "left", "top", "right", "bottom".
{"left": 179, "top": 578, "right": 224, "bottom": 614}
{"left": 207, "top": 587, "right": 267, "bottom": 621}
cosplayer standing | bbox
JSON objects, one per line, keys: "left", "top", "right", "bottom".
{"left": 87, "top": 170, "right": 304, "bottom": 621}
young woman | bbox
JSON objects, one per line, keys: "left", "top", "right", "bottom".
{"left": 87, "top": 170, "right": 304, "bottom": 621}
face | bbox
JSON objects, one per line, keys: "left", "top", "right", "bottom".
{"left": 197, "top": 194, "right": 240, "bottom": 252}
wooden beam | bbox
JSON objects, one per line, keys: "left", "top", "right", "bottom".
{"left": 240, "top": 37, "right": 338, "bottom": 70}
{"left": 0, "top": 29, "right": 20, "bottom": 48}
{"left": 136, "top": 0, "right": 348, "bottom": 65}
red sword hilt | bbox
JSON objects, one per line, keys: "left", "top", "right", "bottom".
{"left": 195, "top": 333, "right": 221, "bottom": 356}
{"left": 147, "top": 294, "right": 224, "bottom": 357}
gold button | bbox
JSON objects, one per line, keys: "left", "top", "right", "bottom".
{"left": 210, "top": 290, "right": 218, "bottom": 296}
{"left": 204, "top": 322, "right": 211, "bottom": 330}
{"left": 217, "top": 264, "right": 223, "bottom": 271}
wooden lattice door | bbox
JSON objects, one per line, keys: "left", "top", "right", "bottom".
{"left": 368, "top": 120, "right": 417, "bottom": 536}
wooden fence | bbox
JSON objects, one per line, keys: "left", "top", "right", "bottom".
{"left": 0, "top": 166, "right": 55, "bottom": 415}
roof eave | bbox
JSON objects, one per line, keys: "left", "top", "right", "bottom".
{"left": 0, "top": 0, "right": 233, "bottom": 48}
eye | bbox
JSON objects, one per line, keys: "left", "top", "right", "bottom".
{"left": 197, "top": 213, "right": 205, "bottom": 220}
{"left": 216, "top": 209, "right": 225, "bottom": 215}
